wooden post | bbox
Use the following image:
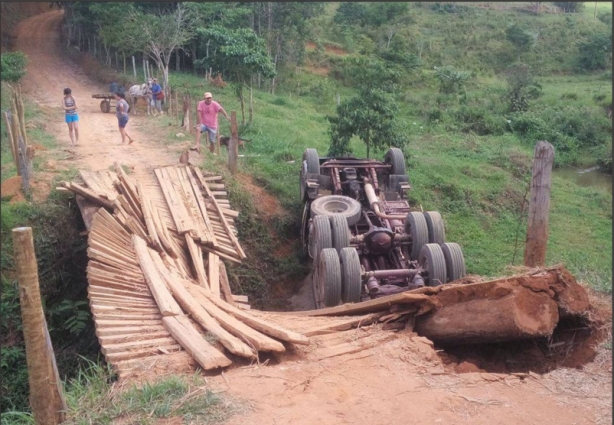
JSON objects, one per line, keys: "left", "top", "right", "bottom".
{"left": 132, "top": 55, "right": 136, "bottom": 79}
{"left": 594, "top": 2, "right": 598, "bottom": 18}
{"left": 13, "top": 227, "right": 66, "bottom": 424}
{"left": 524, "top": 141, "right": 555, "bottom": 267}
{"left": 3, "top": 111, "right": 17, "bottom": 170}
{"left": 10, "top": 100, "right": 22, "bottom": 177}
{"left": 228, "top": 111, "right": 238, "bottom": 174}
{"left": 123, "top": 55, "right": 126, "bottom": 74}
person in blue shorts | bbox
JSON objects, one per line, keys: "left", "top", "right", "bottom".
{"left": 114, "top": 92, "right": 134, "bottom": 145}
{"left": 62, "top": 87, "right": 79, "bottom": 146}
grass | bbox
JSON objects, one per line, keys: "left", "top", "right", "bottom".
{"left": 61, "top": 360, "right": 239, "bottom": 425}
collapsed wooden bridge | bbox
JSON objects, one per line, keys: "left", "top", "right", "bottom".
{"left": 59, "top": 162, "right": 593, "bottom": 380}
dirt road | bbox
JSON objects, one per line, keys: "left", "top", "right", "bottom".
{"left": 14, "top": 10, "right": 181, "bottom": 181}
{"left": 13, "top": 10, "right": 612, "bottom": 425}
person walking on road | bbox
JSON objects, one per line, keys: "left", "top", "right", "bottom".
{"left": 62, "top": 87, "right": 80, "bottom": 147}
{"left": 114, "top": 92, "right": 134, "bottom": 145}
{"left": 191, "top": 91, "right": 230, "bottom": 154}
{"left": 151, "top": 78, "right": 163, "bottom": 116}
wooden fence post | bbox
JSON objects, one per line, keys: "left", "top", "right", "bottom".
{"left": 132, "top": 55, "right": 137, "bottom": 79}
{"left": 13, "top": 227, "right": 66, "bottom": 424}
{"left": 228, "top": 111, "right": 238, "bottom": 174}
{"left": 524, "top": 141, "right": 555, "bottom": 267}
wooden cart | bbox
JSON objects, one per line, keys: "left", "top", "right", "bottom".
{"left": 91, "top": 93, "right": 116, "bottom": 113}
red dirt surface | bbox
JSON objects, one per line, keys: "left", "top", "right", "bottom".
{"left": 12, "top": 10, "right": 612, "bottom": 425}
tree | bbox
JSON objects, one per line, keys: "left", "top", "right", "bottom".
{"left": 553, "top": 2, "right": 585, "bottom": 13}
{"left": 327, "top": 88, "right": 409, "bottom": 158}
{"left": 505, "top": 63, "right": 542, "bottom": 112}
{"left": 577, "top": 32, "right": 612, "bottom": 71}
{"left": 334, "top": 2, "right": 367, "bottom": 26}
{"left": 125, "top": 4, "right": 195, "bottom": 92}
{"left": 505, "top": 24, "right": 534, "bottom": 52}
{"left": 194, "top": 27, "right": 275, "bottom": 125}
{"left": 434, "top": 66, "right": 471, "bottom": 94}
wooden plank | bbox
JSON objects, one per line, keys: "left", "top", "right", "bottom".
{"left": 291, "top": 292, "right": 436, "bottom": 317}
{"left": 194, "top": 286, "right": 310, "bottom": 346}
{"left": 94, "top": 312, "right": 163, "bottom": 321}
{"left": 148, "top": 251, "right": 256, "bottom": 358}
{"left": 101, "top": 337, "right": 177, "bottom": 355}
{"left": 176, "top": 166, "right": 212, "bottom": 245}
{"left": 184, "top": 166, "right": 217, "bottom": 246}
{"left": 185, "top": 234, "right": 209, "bottom": 289}
{"left": 63, "top": 181, "right": 115, "bottom": 210}
{"left": 136, "top": 180, "right": 162, "bottom": 251}
{"left": 184, "top": 282, "right": 286, "bottom": 353}
{"left": 104, "top": 344, "right": 182, "bottom": 362}
{"left": 200, "top": 175, "right": 223, "bottom": 182}
{"left": 95, "top": 325, "right": 167, "bottom": 337}
{"left": 162, "top": 315, "right": 231, "bottom": 370}
{"left": 95, "top": 319, "right": 163, "bottom": 327}
{"left": 193, "top": 167, "right": 246, "bottom": 259}
{"left": 113, "top": 162, "right": 144, "bottom": 222}
{"left": 89, "top": 284, "right": 151, "bottom": 299}
{"left": 154, "top": 167, "right": 187, "bottom": 234}
{"left": 98, "top": 331, "right": 170, "bottom": 345}
{"left": 208, "top": 253, "right": 220, "bottom": 297}
{"left": 151, "top": 200, "right": 179, "bottom": 259}
{"left": 301, "top": 313, "right": 386, "bottom": 336}
{"left": 232, "top": 294, "right": 248, "bottom": 303}
{"left": 201, "top": 245, "right": 242, "bottom": 264}
{"left": 164, "top": 167, "right": 197, "bottom": 234}
{"left": 218, "top": 262, "right": 237, "bottom": 307}
{"left": 132, "top": 235, "right": 183, "bottom": 317}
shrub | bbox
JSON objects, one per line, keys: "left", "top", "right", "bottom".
{"left": 577, "top": 32, "right": 612, "bottom": 71}
{"left": 506, "top": 24, "right": 534, "bottom": 51}
{"left": 504, "top": 63, "right": 542, "bottom": 112}
{"left": 0, "top": 52, "right": 28, "bottom": 82}
{"left": 433, "top": 65, "right": 471, "bottom": 94}
{"left": 553, "top": 2, "right": 585, "bottom": 13}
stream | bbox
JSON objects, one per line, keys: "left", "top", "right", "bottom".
{"left": 554, "top": 166, "right": 612, "bottom": 194}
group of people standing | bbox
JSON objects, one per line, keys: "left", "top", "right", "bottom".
{"left": 63, "top": 83, "right": 230, "bottom": 153}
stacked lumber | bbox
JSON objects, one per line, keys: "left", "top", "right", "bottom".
{"left": 61, "top": 163, "right": 308, "bottom": 379}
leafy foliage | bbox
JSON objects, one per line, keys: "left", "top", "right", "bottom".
{"left": 505, "top": 24, "right": 534, "bottom": 51}
{"left": 504, "top": 63, "right": 542, "bottom": 112}
{"left": 577, "top": 32, "right": 612, "bottom": 71}
{"left": 0, "top": 52, "right": 28, "bottom": 82}
{"left": 434, "top": 65, "right": 471, "bottom": 94}
{"left": 327, "top": 88, "right": 409, "bottom": 158}
{"left": 553, "top": 2, "right": 585, "bottom": 13}
{"left": 334, "top": 2, "right": 367, "bottom": 26}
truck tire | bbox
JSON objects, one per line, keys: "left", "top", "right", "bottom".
{"left": 100, "top": 100, "right": 110, "bottom": 113}
{"left": 316, "top": 248, "right": 342, "bottom": 308}
{"left": 424, "top": 211, "right": 446, "bottom": 245}
{"left": 441, "top": 242, "right": 466, "bottom": 282}
{"left": 384, "top": 148, "right": 406, "bottom": 175}
{"left": 388, "top": 174, "right": 410, "bottom": 192}
{"left": 311, "top": 195, "right": 362, "bottom": 226}
{"left": 340, "top": 247, "right": 362, "bottom": 303}
{"left": 419, "top": 243, "right": 447, "bottom": 287}
{"left": 330, "top": 214, "right": 350, "bottom": 253}
{"left": 405, "top": 212, "right": 429, "bottom": 261}
{"left": 300, "top": 148, "right": 320, "bottom": 202}
{"left": 308, "top": 215, "right": 332, "bottom": 261}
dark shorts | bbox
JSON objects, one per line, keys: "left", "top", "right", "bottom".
{"left": 118, "top": 115, "right": 129, "bottom": 128}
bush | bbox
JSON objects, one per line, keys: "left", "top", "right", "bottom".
{"left": 434, "top": 65, "right": 471, "bottom": 94}
{"left": 553, "top": 2, "right": 585, "bottom": 13}
{"left": 453, "top": 105, "right": 506, "bottom": 136}
{"left": 577, "top": 32, "right": 612, "bottom": 71}
{"left": 0, "top": 52, "right": 28, "bottom": 82}
{"left": 504, "top": 63, "right": 542, "bottom": 112}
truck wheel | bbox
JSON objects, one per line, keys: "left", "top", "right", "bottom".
{"left": 300, "top": 148, "right": 320, "bottom": 202}
{"left": 311, "top": 195, "right": 362, "bottom": 226}
{"left": 424, "top": 211, "right": 446, "bottom": 244}
{"left": 300, "top": 202, "right": 310, "bottom": 257}
{"left": 308, "top": 215, "right": 332, "bottom": 261}
{"left": 405, "top": 212, "right": 429, "bottom": 261}
{"left": 419, "top": 243, "right": 447, "bottom": 287}
{"left": 330, "top": 214, "right": 350, "bottom": 253}
{"left": 315, "top": 248, "right": 342, "bottom": 308}
{"left": 100, "top": 100, "right": 110, "bottom": 113}
{"left": 340, "top": 247, "right": 362, "bottom": 303}
{"left": 384, "top": 148, "right": 406, "bottom": 175}
{"left": 388, "top": 174, "right": 410, "bottom": 192}
{"left": 441, "top": 242, "right": 466, "bottom": 282}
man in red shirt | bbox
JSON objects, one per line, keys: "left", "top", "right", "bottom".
{"left": 192, "top": 91, "right": 230, "bottom": 154}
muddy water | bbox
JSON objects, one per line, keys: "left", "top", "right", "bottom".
{"left": 554, "top": 166, "right": 612, "bottom": 194}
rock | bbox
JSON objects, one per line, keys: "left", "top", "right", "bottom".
{"left": 175, "top": 133, "right": 185, "bottom": 138}
{"left": 455, "top": 360, "right": 482, "bottom": 374}
{"left": 1, "top": 176, "right": 23, "bottom": 199}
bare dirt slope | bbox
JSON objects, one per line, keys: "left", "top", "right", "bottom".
{"left": 13, "top": 10, "right": 612, "bottom": 425}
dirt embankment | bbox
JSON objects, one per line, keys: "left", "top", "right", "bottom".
{"left": 1, "top": 2, "right": 55, "bottom": 52}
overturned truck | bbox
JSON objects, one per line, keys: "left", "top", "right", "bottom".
{"left": 300, "top": 148, "right": 467, "bottom": 309}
